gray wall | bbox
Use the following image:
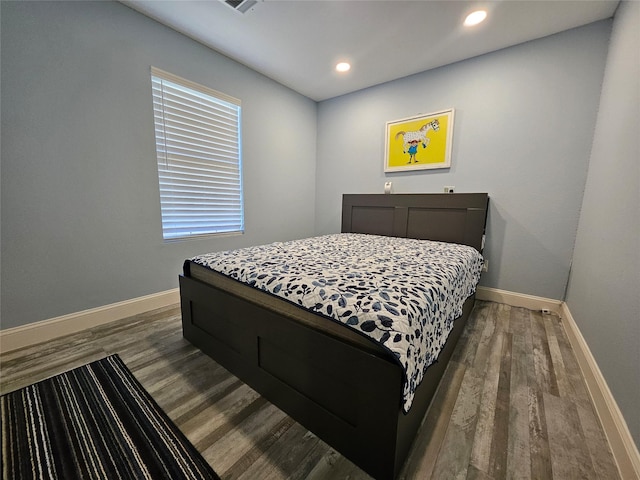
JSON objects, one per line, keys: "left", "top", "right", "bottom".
{"left": 315, "top": 21, "right": 611, "bottom": 301}
{"left": 565, "top": 1, "right": 639, "bottom": 445}
{"left": 1, "top": 1, "right": 317, "bottom": 329}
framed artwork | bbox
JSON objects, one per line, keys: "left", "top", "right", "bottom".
{"left": 384, "top": 108, "right": 454, "bottom": 172}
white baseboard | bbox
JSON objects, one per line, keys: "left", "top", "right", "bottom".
{"left": 560, "top": 303, "right": 640, "bottom": 480}
{"left": 0, "top": 289, "right": 180, "bottom": 354}
{"left": 476, "top": 286, "right": 562, "bottom": 314}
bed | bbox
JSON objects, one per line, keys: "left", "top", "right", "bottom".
{"left": 179, "top": 193, "right": 489, "bottom": 479}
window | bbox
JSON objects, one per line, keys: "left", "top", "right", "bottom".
{"left": 150, "top": 67, "right": 243, "bottom": 240}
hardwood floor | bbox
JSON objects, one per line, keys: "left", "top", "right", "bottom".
{"left": 0, "top": 301, "right": 620, "bottom": 479}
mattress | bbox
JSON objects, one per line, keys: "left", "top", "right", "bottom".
{"left": 187, "top": 233, "right": 484, "bottom": 412}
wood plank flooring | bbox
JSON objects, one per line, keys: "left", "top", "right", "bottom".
{"left": 0, "top": 301, "right": 620, "bottom": 479}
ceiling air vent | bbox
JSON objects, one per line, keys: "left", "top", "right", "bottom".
{"left": 224, "top": 0, "right": 260, "bottom": 14}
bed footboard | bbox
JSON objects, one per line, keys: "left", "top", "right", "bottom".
{"left": 180, "top": 274, "right": 407, "bottom": 479}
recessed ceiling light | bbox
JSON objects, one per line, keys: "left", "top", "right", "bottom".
{"left": 464, "top": 10, "right": 487, "bottom": 27}
{"left": 336, "top": 62, "right": 351, "bottom": 73}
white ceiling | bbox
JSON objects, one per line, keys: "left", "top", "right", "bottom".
{"left": 122, "top": 0, "right": 619, "bottom": 101}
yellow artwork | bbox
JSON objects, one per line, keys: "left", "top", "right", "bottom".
{"left": 384, "top": 109, "right": 454, "bottom": 172}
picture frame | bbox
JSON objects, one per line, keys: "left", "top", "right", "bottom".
{"left": 384, "top": 108, "right": 454, "bottom": 172}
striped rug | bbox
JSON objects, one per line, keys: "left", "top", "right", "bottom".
{"left": 1, "top": 354, "right": 220, "bottom": 480}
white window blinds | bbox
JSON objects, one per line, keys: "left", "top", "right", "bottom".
{"left": 151, "top": 67, "right": 243, "bottom": 240}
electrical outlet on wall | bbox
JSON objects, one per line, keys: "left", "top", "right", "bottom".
{"left": 482, "top": 259, "right": 489, "bottom": 272}
{"left": 444, "top": 186, "right": 455, "bottom": 193}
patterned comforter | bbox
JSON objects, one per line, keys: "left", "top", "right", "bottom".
{"left": 191, "top": 233, "right": 484, "bottom": 412}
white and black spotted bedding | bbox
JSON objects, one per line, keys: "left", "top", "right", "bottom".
{"left": 190, "top": 233, "right": 483, "bottom": 412}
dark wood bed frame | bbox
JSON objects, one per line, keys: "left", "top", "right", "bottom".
{"left": 179, "top": 193, "right": 489, "bottom": 479}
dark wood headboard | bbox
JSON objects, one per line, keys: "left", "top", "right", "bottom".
{"left": 342, "top": 193, "right": 489, "bottom": 252}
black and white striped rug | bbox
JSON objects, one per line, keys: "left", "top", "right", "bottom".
{"left": 1, "top": 354, "right": 220, "bottom": 480}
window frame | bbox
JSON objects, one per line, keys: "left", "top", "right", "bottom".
{"left": 150, "top": 67, "right": 244, "bottom": 241}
